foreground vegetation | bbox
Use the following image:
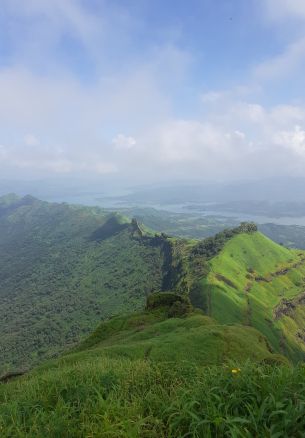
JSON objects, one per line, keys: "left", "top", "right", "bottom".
{"left": 1, "top": 357, "right": 305, "bottom": 437}
{"left": 0, "top": 292, "right": 303, "bottom": 437}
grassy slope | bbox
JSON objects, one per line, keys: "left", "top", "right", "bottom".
{"left": 0, "top": 196, "right": 164, "bottom": 372}
{"left": 0, "top": 308, "right": 302, "bottom": 437}
{"left": 2, "top": 358, "right": 305, "bottom": 437}
{"left": 200, "top": 232, "right": 305, "bottom": 361}
{"left": 66, "top": 310, "right": 279, "bottom": 366}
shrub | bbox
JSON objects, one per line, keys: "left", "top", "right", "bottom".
{"left": 146, "top": 292, "right": 191, "bottom": 313}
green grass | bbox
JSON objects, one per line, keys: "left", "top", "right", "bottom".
{"left": 1, "top": 357, "right": 305, "bottom": 437}
{"left": 197, "top": 232, "right": 305, "bottom": 361}
{"left": 0, "top": 298, "right": 300, "bottom": 437}
{"left": 64, "top": 310, "right": 281, "bottom": 367}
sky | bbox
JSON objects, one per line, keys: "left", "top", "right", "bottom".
{"left": 1, "top": 0, "right": 305, "bottom": 184}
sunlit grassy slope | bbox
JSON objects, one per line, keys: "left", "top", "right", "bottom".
{"left": 65, "top": 310, "right": 281, "bottom": 366}
{"left": 198, "top": 232, "right": 305, "bottom": 361}
{"left": 0, "top": 303, "right": 302, "bottom": 437}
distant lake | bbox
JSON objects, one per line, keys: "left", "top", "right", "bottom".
{"left": 160, "top": 204, "right": 305, "bottom": 226}
{"left": 45, "top": 193, "right": 305, "bottom": 227}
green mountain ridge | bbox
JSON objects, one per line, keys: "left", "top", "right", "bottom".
{"left": 198, "top": 231, "right": 305, "bottom": 361}
{"left": 2, "top": 194, "right": 305, "bottom": 371}
{"left": 2, "top": 195, "right": 305, "bottom": 436}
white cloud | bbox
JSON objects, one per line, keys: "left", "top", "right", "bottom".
{"left": 274, "top": 125, "right": 305, "bottom": 156}
{"left": 0, "top": 0, "right": 305, "bottom": 183}
{"left": 0, "top": 145, "right": 7, "bottom": 159}
{"left": 0, "top": 45, "right": 177, "bottom": 178}
{"left": 94, "top": 162, "right": 118, "bottom": 174}
{"left": 24, "top": 134, "right": 40, "bottom": 147}
{"left": 1, "top": 0, "right": 104, "bottom": 64}
{"left": 112, "top": 134, "right": 136, "bottom": 151}
{"left": 264, "top": 0, "right": 305, "bottom": 21}
{"left": 201, "top": 91, "right": 225, "bottom": 104}
{"left": 0, "top": 140, "right": 118, "bottom": 175}
{"left": 128, "top": 97, "right": 305, "bottom": 180}
{"left": 255, "top": 37, "right": 305, "bottom": 80}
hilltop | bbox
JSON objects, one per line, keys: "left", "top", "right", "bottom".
{"left": 69, "top": 295, "right": 282, "bottom": 366}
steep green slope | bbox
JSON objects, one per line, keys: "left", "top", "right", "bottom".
{"left": 0, "top": 195, "right": 164, "bottom": 371}
{"left": 194, "top": 231, "right": 305, "bottom": 361}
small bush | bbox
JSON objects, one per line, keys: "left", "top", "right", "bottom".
{"left": 167, "top": 300, "right": 192, "bottom": 318}
{"left": 146, "top": 292, "right": 191, "bottom": 311}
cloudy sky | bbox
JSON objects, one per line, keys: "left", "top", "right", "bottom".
{"left": 0, "top": 0, "right": 305, "bottom": 183}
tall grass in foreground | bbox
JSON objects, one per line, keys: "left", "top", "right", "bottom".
{"left": 0, "top": 358, "right": 305, "bottom": 437}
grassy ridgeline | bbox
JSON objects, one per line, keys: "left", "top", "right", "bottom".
{"left": 193, "top": 231, "right": 305, "bottom": 362}
{"left": 0, "top": 300, "right": 298, "bottom": 437}
{"left": 1, "top": 358, "right": 305, "bottom": 437}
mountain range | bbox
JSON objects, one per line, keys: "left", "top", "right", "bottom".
{"left": 1, "top": 194, "right": 305, "bottom": 435}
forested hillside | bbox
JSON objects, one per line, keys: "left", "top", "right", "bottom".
{"left": 2, "top": 194, "right": 305, "bottom": 373}
{"left": 0, "top": 195, "right": 164, "bottom": 371}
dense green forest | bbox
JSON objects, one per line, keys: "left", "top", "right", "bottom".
{"left": 0, "top": 195, "right": 164, "bottom": 371}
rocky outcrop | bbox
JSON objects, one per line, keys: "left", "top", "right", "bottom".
{"left": 273, "top": 292, "right": 305, "bottom": 320}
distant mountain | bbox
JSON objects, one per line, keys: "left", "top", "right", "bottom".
{"left": 2, "top": 176, "right": 305, "bottom": 205}
{"left": 121, "top": 206, "right": 305, "bottom": 248}
{"left": 114, "top": 177, "right": 305, "bottom": 204}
